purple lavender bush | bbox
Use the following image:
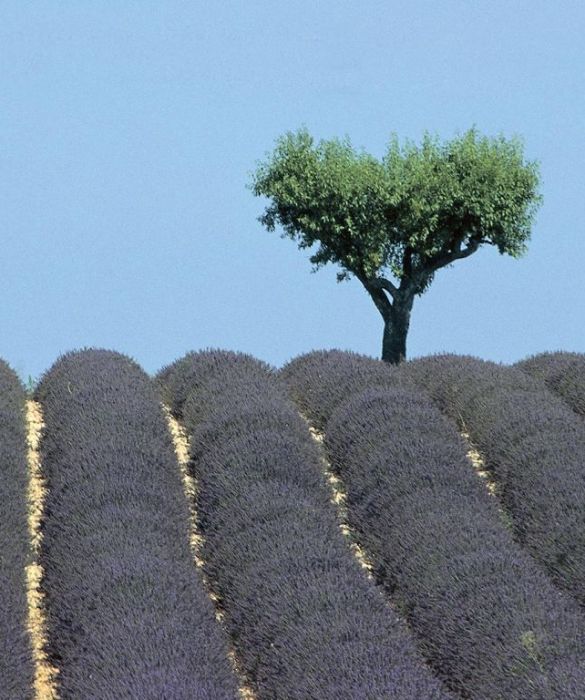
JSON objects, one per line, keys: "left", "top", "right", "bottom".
{"left": 280, "top": 349, "right": 410, "bottom": 429}
{"left": 157, "top": 348, "right": 279, "bottom": 418}
{"left": 35, "top": 349, "right": 239, "bottom": 699}
{"left": 0, "top": 360, "right": 35, "bottom": 699}
{"left": 517, "top": 351, "right": 585, "bottom": 418}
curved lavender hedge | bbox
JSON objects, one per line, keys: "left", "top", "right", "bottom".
{"left": 405, "top": 354, "right": 585, "bottom": 606}
{"left": 0, "top": 360, "right": 35, "bottom": 699}
{"left": 157, "top": 348, "right": 278, "bottom": 418}
{"left": 324, "top": 384, "right": 585, "bottom": 698}
{"left": 280, "top": 349, "right": 411, "bottom": 430}
{"left": 158, "top": 350, "right": 452, "bottom": 700}
{"left": 35, "top": 349, "right": 239, "bottom": 699}
{"left": 517, "top": 351, "right": 585, "bottom": 418}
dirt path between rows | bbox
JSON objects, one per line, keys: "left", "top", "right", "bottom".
{"left": 460, "top": 429, "right": 497, "bottom": 496}
{"left": 163, "top": 406, "right": 255, "bottom": 700}
{"left": 307, "top": 425, "right": 376, "bottom": 578}
{"left": 25, "top": 400, "right": 59, "bottom": 700}
{"left": 459, "top": 427, "right": 518, "bottom": 535}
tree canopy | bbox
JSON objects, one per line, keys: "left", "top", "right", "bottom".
{"left": 250, "top": 127, "right": 542, "bottom": 362}
{"left": 251, "top": 127, "right": 542, "bottom": 294}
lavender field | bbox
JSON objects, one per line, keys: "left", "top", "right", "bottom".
{"left": 2, "top": 348, "right": 585, "bottom": 699}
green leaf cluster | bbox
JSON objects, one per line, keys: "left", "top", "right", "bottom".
{"left": 250, "top": 127, "right": 542, "bottom": 289}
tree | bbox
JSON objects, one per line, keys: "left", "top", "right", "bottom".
{"left": 250, "top": 127, "right": 542, "bottom": 364}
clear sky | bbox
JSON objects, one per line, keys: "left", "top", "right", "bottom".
{"left": 2, "top": 1, "right": 584, "bottom": 380}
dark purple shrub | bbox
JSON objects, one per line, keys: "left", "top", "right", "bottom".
{"left": 184, "top": 384, "right": 311, "bottom": 462}
{"left": 517, "top": 351, "right": 585, "bottom": 417}
{"left": 324, "top": 385, "right": 585, "bottom": 699}
{"left": 35, "top": 349, "right": 239, "bottom": 699}
{"left": 280, "top": 349, "right": 410, "bottom": 429}
{"left": 0, "top": 360, "right": 35, "bottom": 699}
{"left": 156, "top": 349, "right": 279, "bottom": 417}
{"left": 404, "top": 354, "right": 585, "bottom": 605}
{"left": 160, "top": 350, "right": 453, "bottom": 700}
{"left": 192, "top": 431, "right": 331, "bottom": 530}
{"left": 404, "top": 353, "right": 537, "bottom": 415}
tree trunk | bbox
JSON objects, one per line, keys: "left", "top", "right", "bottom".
{"left": 382, "top": 294, "right": 414, "bottom": 364}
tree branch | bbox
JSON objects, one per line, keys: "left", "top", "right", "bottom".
{"left": 425, "top": 236, "right": 486, "bottom": 274}
{"left": 355, "top": 271, "right": 394, "bottom": 321}
{"left": 368, "top": 276, "right": 398, "bottom": 299}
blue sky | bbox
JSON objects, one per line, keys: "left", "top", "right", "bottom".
{"left": 1, "top": 1, "right": 584, "bottom": 380}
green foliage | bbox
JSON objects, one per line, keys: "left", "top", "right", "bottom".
{"left": 250, "top": 127, "right": 542, "bottom": 292}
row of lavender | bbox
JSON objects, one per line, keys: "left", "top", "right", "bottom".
{"left": 34, "top": 350, "right": 239, "bottom": 699}
{"left": 518, "top": 351, "right": 585, "bottom": 417}
{"left": 406, "top": 353, "right": 585, "bottom": 605}
{"left": 281, "top": 350, "right": 585, "bottom": 698}
{"left": 0, "top": 361, "right": 34, "bottom": 699}
{"left": 157, "top": 351, "right": 451, "bottom": 699}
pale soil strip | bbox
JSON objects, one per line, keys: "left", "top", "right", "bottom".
{"left": 307, "top": 425, "right": 375, "bottom": 578}
{"left": 25, "top": 400, "right": 59, "bottom": 700}
{"left": 459, "top": 428, "right": 497, "bottom": 497}
{"left": 458, "top": 424, "right": 516, "bottom": 530}
{"left": 163, "top": 406, "right": 255, "bottom": 700}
